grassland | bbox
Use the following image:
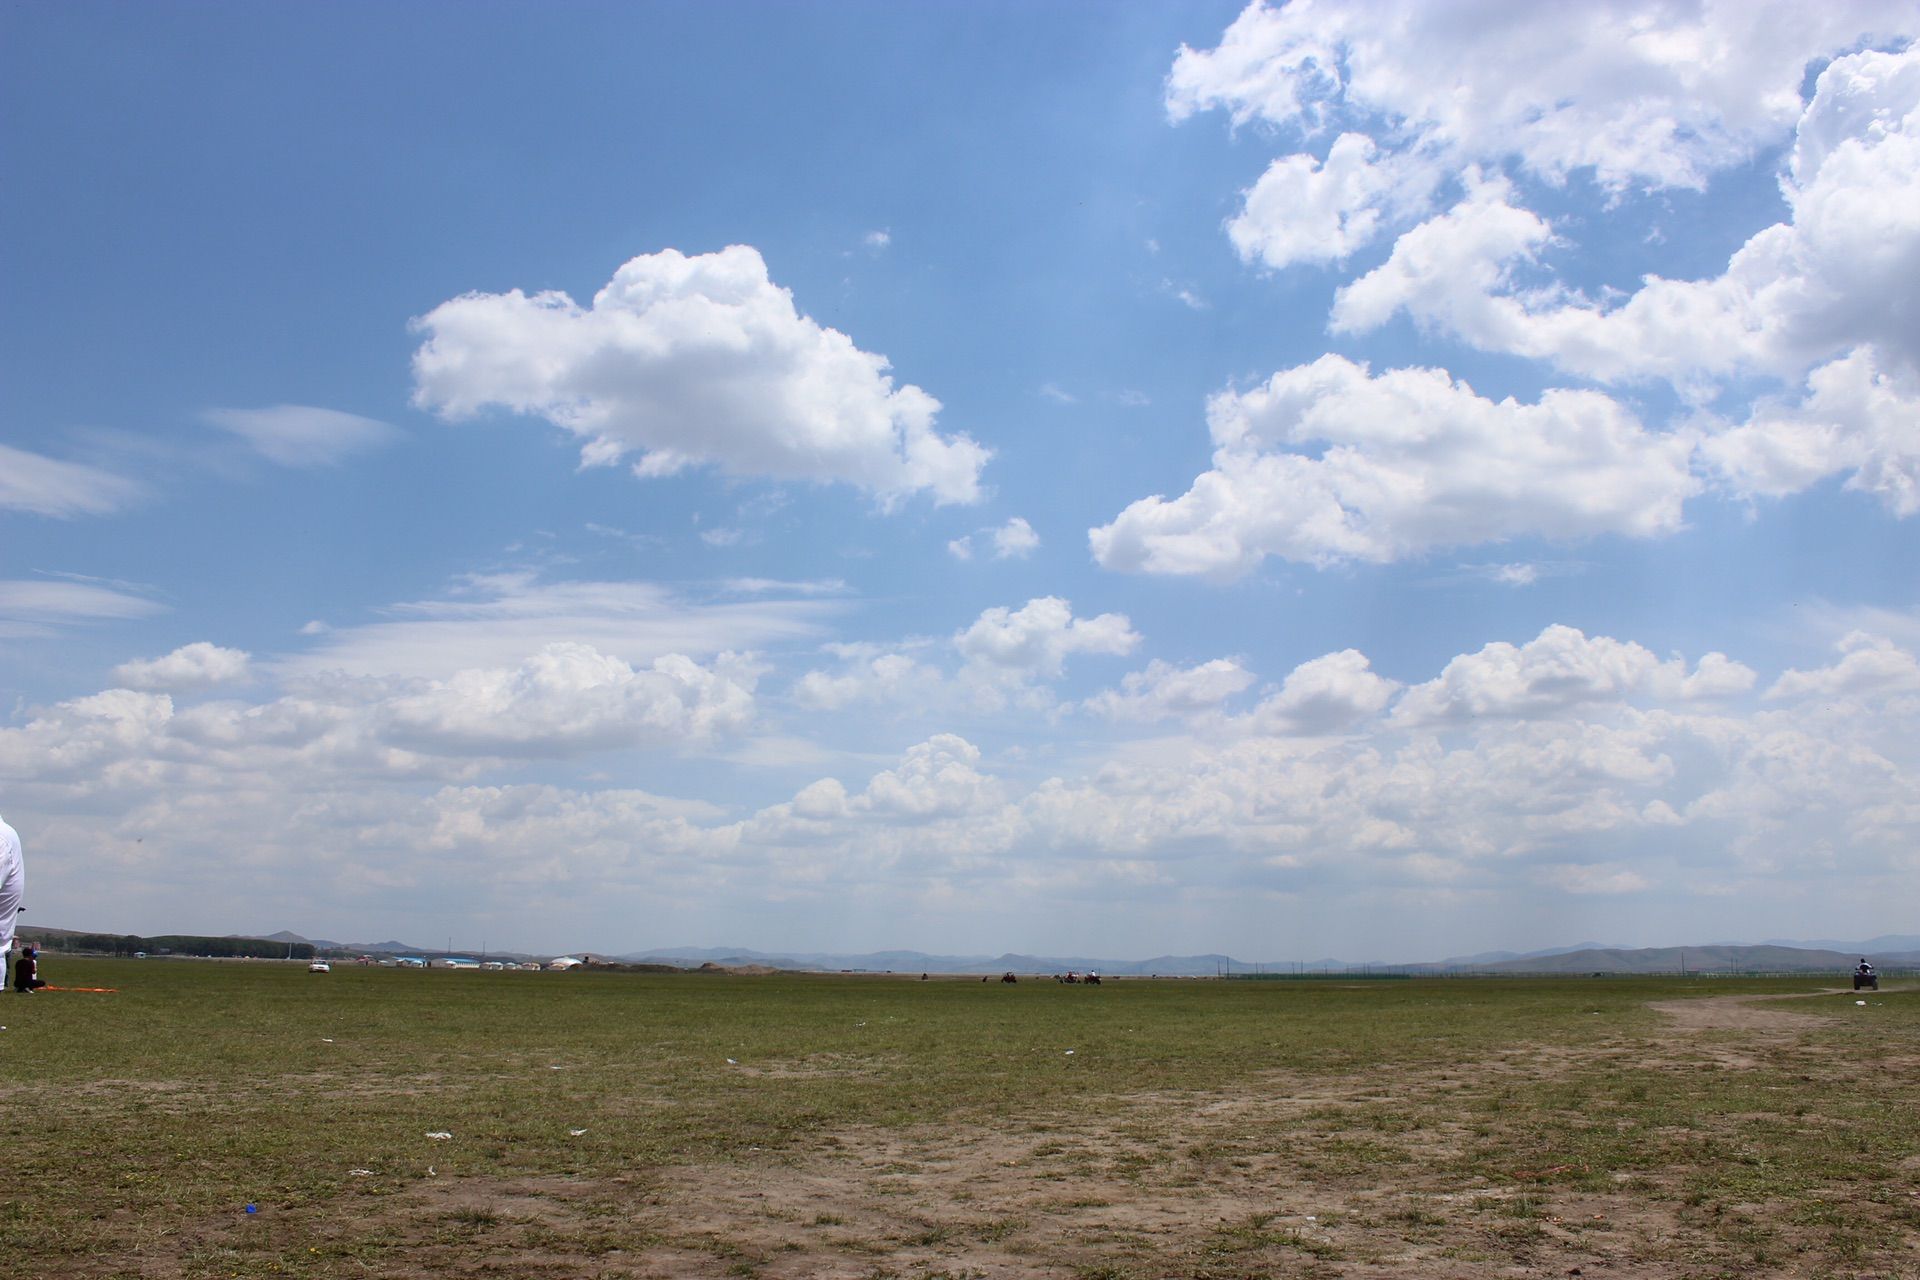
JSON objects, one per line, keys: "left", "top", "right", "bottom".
{"left": 0, "top": 959, "right": 1914, "bottom": 1278}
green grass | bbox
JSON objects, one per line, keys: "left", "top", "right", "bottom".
{"left": 1, "top": 961, "right": 1914, "bottom": 1277}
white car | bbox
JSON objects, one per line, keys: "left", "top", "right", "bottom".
{"left": 308, "top": 960, "right": 331, "bottom": 973}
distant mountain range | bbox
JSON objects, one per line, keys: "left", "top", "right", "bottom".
{"left": 48, "top": 929, "right": 1916, "bottom": 976}
{"left": 613, "top": 939, "right": 1920, "bottom": 977}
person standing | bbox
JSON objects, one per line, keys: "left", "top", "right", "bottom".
{"left": 0, "top": 812, "right": 21, "bottom": 990}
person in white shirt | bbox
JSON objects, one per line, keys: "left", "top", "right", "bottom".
{"left": 0, "top": 813, "right": 24, "bottom": 982}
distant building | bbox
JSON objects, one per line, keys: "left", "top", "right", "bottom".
{"left": 547, "top": 956, "right": 583, "bottom": 970}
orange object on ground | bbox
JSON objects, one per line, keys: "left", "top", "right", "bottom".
{"left": 39, "top": 985, "right": 119, "bottom": 993}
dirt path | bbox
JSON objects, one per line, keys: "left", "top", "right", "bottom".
{"left": 1645, "top": 986, "right": 1853, "bottom": 1033}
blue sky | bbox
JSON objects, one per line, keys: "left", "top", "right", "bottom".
{"left": 4, "top": 1, "right": 1917, "bottom": 960}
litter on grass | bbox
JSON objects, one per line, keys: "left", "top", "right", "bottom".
{"left": 568, "top": 1128, "right": 587, "bottom": 1137}
{"left": 425, "top": 1131, "right": 453, "bottom": 1140}
{"left": 348, "top": 1169, "right": 374, "bottom": 1177}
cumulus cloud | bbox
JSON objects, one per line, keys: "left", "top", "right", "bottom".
{"left": 1229, "top": 132, "right": 1442, "bottom": 270}
{"left": 7, "top": 621, "right": 1918, "bottom": 933}
{"left": 0, "top": 444, "right": 142, "bottom": 518}
{"left": 1333, "top": 48, "right": 1920, "bottom": 391}
{"left": 859, "top": 735, "right": 1001, "bottom": 820}
{"left": 112, "top": 643, "right": 253, "bottom": 691}
{"left": 411, "top": 245, "right": 988, "bottom": 507}
{"left": 955, "top": 597, "right": 1140, "bottom": 679}
{"left": 1392, "top": 625, "right": 1756, "bottom": 726}
{"left": 988, "top": 518, "right": 1037, "bottom": 560}
{"left": 203, "top": 405, "right": 400, "bottom": 467}
{"left": 1171, "top": 1, "right": 1911, "bottom": 257}
{"left": 1083, "top": 658, "right": 1257, "bottom": 723}
{"left": 748, "top": 735, "right": 1008, "bottom": 850}
{"left": 1090, "top": 355, "right": 1698, "bottom": 576}
{"left": 1767, "top": 632, "right": 1920, "bottom": 701}
{"left": 384, "top": 643, "right": 758, "bottom": 756}
{"left": 949, "top": 517, "right": 1042, "bottom": 562}
{"left": 1701, "top": 347, "right": 1920, "bottom": 515}
{"left": 1, "top": 642, "right": 758, "bottom": 797}
{"left": 791, "top": 647, "right": 938, "bottom": 712}
{"left": 1247, "top": 649, "right": 1398, "bottom": 734}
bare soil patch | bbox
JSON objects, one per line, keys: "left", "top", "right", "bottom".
{"left": 243, "top": 989, "right": 1913, "bottom": 1279}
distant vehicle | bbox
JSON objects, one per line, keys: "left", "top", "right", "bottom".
{"left": 308, "top": 960, "right": 331, "bottom": 973}
{"left": 1854, "top": 960, "right": 1878, "bottom": 991}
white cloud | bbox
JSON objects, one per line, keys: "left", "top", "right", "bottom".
{"left": 1332, "top": 48, "right": 1920, "bottom": 390}
{"left": 1091, "top": 355, "right": 1698, "bottom": 576}
{"left": 990, "top": 517, "right": 1040, "bottom": 559}
{"left": 719, "top": 577, "right": 849, "bottom": 597}
{"left": 864, "top": 229, "right": 892, "bottom": 250}
{"left": 1328, "top": 170, "right": 1557, "bottom": 346}
{"left": 1229, "top": 132, "right": 1441, "bottom": 270}
{"left": 746, "top": 735, "right": 1010, "bottom": 856}
{"left": 411, "top": 245, "right": 988, "bottom": 507}
{"left": 203, "top": 405, "right": 400, "bottom": 467}
{"left": 1540, "top": 863, "right": 1650, "bottom": 895}
{"left": 1171, "top": 1, "right": 1913, "bottom": 247}
{"left": 276, "top": 574, "right": 835, "bottom": 681}
{"left": 1, "top": 642, "right": 757, "bottom": 794}
{"left": 1164, "top": 281, "right": 1209, "bottom": 310}
{"left": 1392, "top": 625, "right": 1756, "bottom": 726}
{"left": 951, "top": 517, "right": 1042, "bottom": 562}
{"left": 1039, "top": 383, "right": 1077, "bottom": 404}
{"left": 1083, "top": 658, "right": 1256, "bottom": 723}
{"left": 112, "top": 643, "right": 253, "bottom": 691}
{"left": 1247, "top": 649, "right": 1397, "bottom": 734}
{"left": 0, "top": 444, "right": 142, "bottom": 518}
{"left": 8, "top": 622, "right": 1918, "bottom": 937}
{"left": 858, "top": 735, "right": 1001, "bottom": 821}
{"left": 1701, "top": 347, "right": 1920, "bottom": 515}
{"left": 954, "top": 597, "right": 1140, "bottom": 679}
{"left": 792, "top": 648, "right": 938, "bottom": 712}
{"left": 1767, "top": 632, "right": 1920, "bottom": 701}
{"left": 0, "top": 579, "right": 165, "bottom": 638}
{"left": 385, "top": 643, "right": 757, "bottom": 756}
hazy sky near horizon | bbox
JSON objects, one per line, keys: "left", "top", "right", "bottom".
{"left": 3, "top": 0, "right": 1917, "bottom": 960}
